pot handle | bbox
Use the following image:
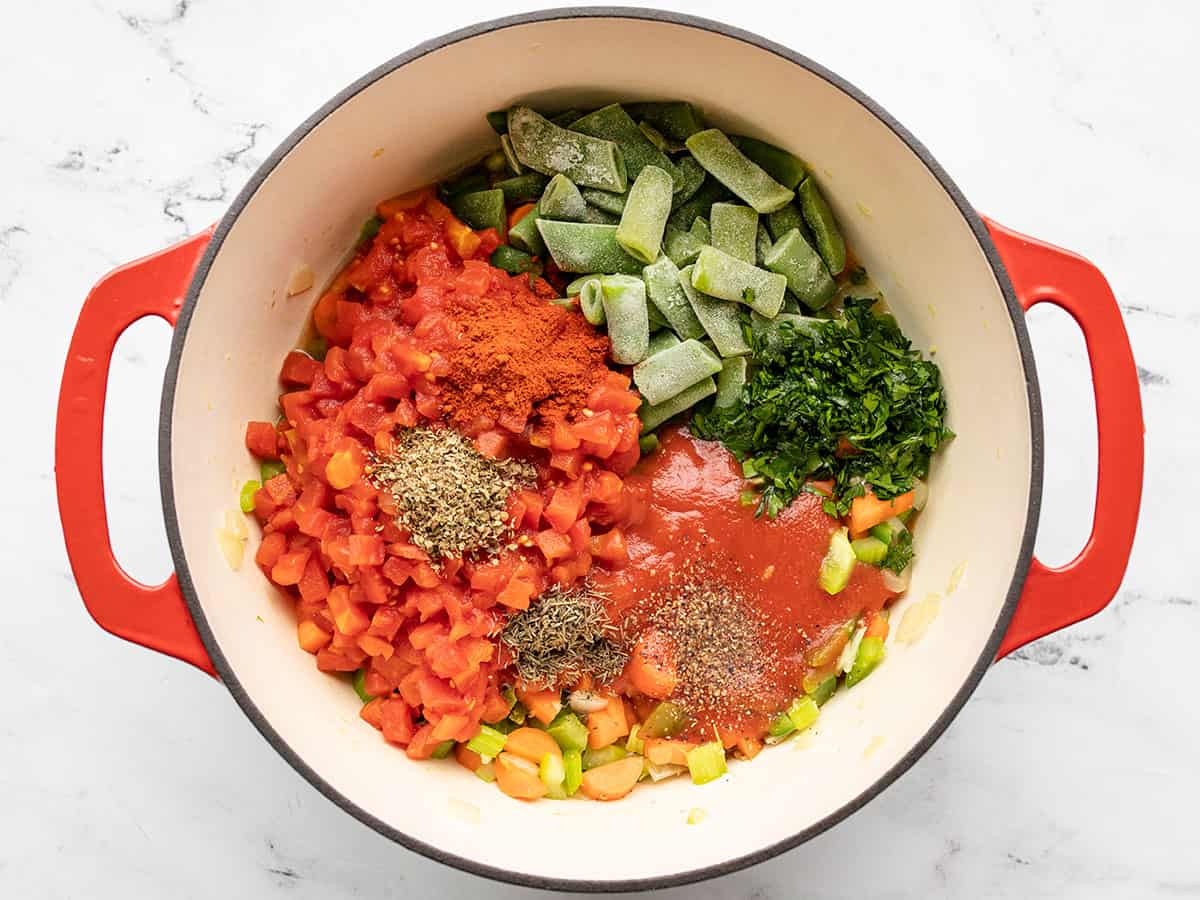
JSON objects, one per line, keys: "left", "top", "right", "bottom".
{"left": 56, "top": 230, "right": 217, "bottom": 677}
{"left": 985, "top": 219, "right": 1143, "bottom": 658}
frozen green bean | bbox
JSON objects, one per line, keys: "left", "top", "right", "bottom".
{"left": 678, "top": 265, "right": 751, "bottom": 358}
{"left": 692, "top": 246, "right": 787, "bottom": 318}
{"left": 535, "top": 221, "right": 642, "bottom": 274}
{"left": 539, "top": 174, "right": 588, "bottom": 221}
{"left": 625, "top": 101, "right": 705, "bottom": 142}
{"left": 732, "top": 136, "right": 807, "bottom": 189}
{"left": 756, "top": 222, "right": 772, "bottom": 266}
{"left": 639, "top": 375, "right": 717, "bottom": 431}
{"left": 638, "top": 121, "right": 669, "bottom": 152}
{"left": 646, "top": 329, "right": 682, "bottom": 357}
{"left": 762, "top": 228, "right": 836, "bottom": 310}
{"left": 690, "top": 216, "right": 711, "bottom": 245}
{"left": 797, "top": 177, "right": 846, "bottom": 275}
{"left": 714, "top": 356, "right": 748, "bottom": 408}
{"left": 490, "top": 245, "right": 541, "bottom": 276}
{"left": 493, "top": 172, "right": 547, "bottom": 203}
{"left": 449, "top": 189, "right": 506, "bottom": 235}
{"left": 507, "top": 106, "right": 626, "bottom": 192}
{"left": 616, "top": 165, "right": 673, "bottom": 264}
{"left": 550, "top": 109, "right": 586, "bottom": 127}
{"left": 710, "top": 203, "right": 758, "bottom": 264}
{"left": 440, "top": 171, "right": 489, "bottom": 198}
{"left": 600, "top": 275, "right": 650, "bottom": 364}
{"left": 766, "top": 202, "right": 811, "bottom": 243}
{"left": 685, "top": 128, "right": 794, "bottom": 214}
{"left": 642, "top": 255, "right": 706, "bottom": 340}
{"left": 667, "top": 176, "right": 731, "bottom": 229}
{"left": 579, "top": 278, "right": 606, "bottom": 325}
{"left": 580, "top": 187, "right": 627, "bottom": 216}
{"left": 662, "top": 225, "right": 705, "bottom": 267}
{"left": 508, "top": 202, "right": 545, "bottom": 256}
{"left": 570, "top": 104, "right": 681, "bottom": 188}
{"left": 487, "top": 110, "right": 509, "bottom": 134}
{"left": 632, "top": 339, "right": 722, "bottom": 405}
{"left": 646, "top": 301, "right": 668, "bottom": 331}
{"left": 672, "top": 156, "right": 707, "bottom": 208}
{"left": 500, "top": 134, "right": 523, "bottom": 174}
{"left": 566, "top": 273, "right": 604, "bottom": 296}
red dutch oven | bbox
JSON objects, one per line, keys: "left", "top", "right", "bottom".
{"left": 55, "top": 9, "right": 1143, "bottom": 892}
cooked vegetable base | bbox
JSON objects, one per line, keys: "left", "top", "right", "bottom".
{"left": 241, "top": 97, "right": 948, "bottom": 803}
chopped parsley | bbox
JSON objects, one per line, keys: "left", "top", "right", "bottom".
{"left": 881, "top": 529, "right": 914, "bottom": 574}
{"left": 692, "top": 298, "right": 952, "bottom": 517}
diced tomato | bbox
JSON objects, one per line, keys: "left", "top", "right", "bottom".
{"left": 297, "top": 559, "right": 330, "bottom": 602}
{"left": 297, "top": 619, "right": 331, "bottom": 654}
{"left": 543, "top": 481, "right": 584, "bottom": 533}
{"left": 590, "top": 528, "right": 629, "bottom": 569}
{"left": 347, "top": 534, "right": 385, "bottom": 567}
{"left": 589, "top": 470, "right": 623, "bottom": 505}
{"left": 535, "top": 529, "right": 572, "bottom": 564}
{"left": 496, "top": 577, "right": 535, "bottom": 611}
{"left": 270, "top": 549, "right": 309, "bottom": 586}
{"left": 360, "top": 697, "right": 385, "bottom": 730}
{"left": 327, "top": 585, "right": 369, "bottom": 636}
{"left": 380, "top": 698, "right": 415, "bottom": 745}
{"left": 255, "top": 531, "right": 288, "bottom": 571}
{"left": 475, "top": 429, "right": 509, "bottom": 459}
{"left": 368, "top": 606, "right": 405, "bottom": 642}
{"left": 549, "top": 449, "right": 585, "bottom": 479}
{"left": 587, "top": 379, "right": 642, "bottom": 414}
{"left": 245, "top": 421, "right": 280, "bottom": 460}
{"left": 280, "top": 350, "right": 322, "bottom": 386}
{"left": 567, "top": 518, "right": 592, "bottom": 554}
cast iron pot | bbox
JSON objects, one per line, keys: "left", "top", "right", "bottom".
{"left": 55, "top": 8, "right": 1143, "bottom": 892}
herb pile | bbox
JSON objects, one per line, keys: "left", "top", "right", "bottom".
{"left": 693, "top": 298, "right": 952, "bottom": 517}
{"left": 368, "top": 427, "right": 534, "bottom": 559}
{"left": 500, "top": 584, "right": 628, "bottom": 687}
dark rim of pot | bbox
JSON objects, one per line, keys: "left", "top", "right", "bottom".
{"left": 159, "top": 7, "right": 1044, "bottom": 893}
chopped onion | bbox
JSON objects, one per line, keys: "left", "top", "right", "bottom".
{"left": 912, "top": 478, "right": 929, "bottom": 511}
{"left": 882, "top": 565, "right": 912, "bottom": 594}
{"left": 286, "top": 263, "right": 314, "bottom": 296}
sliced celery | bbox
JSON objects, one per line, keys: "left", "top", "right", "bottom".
{"left": 508, "top": 702, "right": 527, "bottom": 726}
{"left": 818, "top": 527, "right": 856, "bottom": 595}
{"left": 563, "top": 749, "right": 583, "bottom": 796}
{"left": 260, "top": 459, "right": 287, "bottom": 482}
{"left": 625, "top": 724, "right": 645, "bottom": 755}
{"left": 846, "top": 636, "right": 886, "bottom": 687}
{"left": 808, "top": 675, "right": 838, "bottom": 706}
{"left": 539, "top": 752, "right": 567, "bottom": 799}
{"left": 351, "top": 669, "right": 371, "bottom": 704}
{"left": 686, "top": 741, "right": 728, "bottom": 785}
{"left": 640, "top": 701, "right": 689, "bottom": 739}
{"left": 852, "top": 536, "right": 889, "bottom": 565}
{"left": 238, "top": 480, "right": 261, "bottom": 513}
{"left": 582, "top": 745, "right": 628, "bottom": 770}
{"left": 786, "top": 696, "right": 820, "bottom": 732}
{"left": 546, "top": 711, "right": 588, "bottom": 753}
{"left": 474, "top": 762, "right": 496, "bottom": 784}
{"left": 870, "top": 516, "right": 908, "bottom": 546}
{"left": 466, "top": 724, "right": 507, "bottom": 758}
{"left": 431, "top": 740, "right": 455, "bottom": 759}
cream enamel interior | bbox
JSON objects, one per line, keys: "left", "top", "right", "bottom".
{"left": 166, "top": 16, "right": 1033, "bottom": 885}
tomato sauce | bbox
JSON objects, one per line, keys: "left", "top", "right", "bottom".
{"left": 595, "top": 427, "right": 892, "bottom": 740}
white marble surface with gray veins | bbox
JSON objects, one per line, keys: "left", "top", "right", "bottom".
{"left": 4, "top": 0, "right": 1196, "bottom": 897}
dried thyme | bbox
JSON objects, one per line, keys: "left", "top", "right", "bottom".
{"left": 500, "top": 584, "right": 628, "bottom": 687}
{"left": 368, "top": 426, "right": 534, "bottom": 559}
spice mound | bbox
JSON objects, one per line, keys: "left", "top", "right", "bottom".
{"left": 501, "top": 583, "right": 628, "bottom": 687}
{"left": 633, "top": 569, "right": 777, "bottom": 721}
{"left": 368, "top": 426, "right": 534, "bottom": 559}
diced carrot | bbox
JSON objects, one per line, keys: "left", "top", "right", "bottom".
{"left": 494, "top": 752, "right": 548, "bottom": 801}
{"left": 736, "top": 735, "right": 763, "bottom": 760}
{"left": 624, "top": 628, "right": 678, "bottom": 700}
{"left": 297, "top": 620, "right": 331, "bottom": 654}
{"left": 644, "top": 739, "right": 696, "bottom": 767}
{"left": 357, "top": 634, "right": 394, "bottom": 659}
{"left": 455, "top": 744, "right": 483, "bottom": 773}
{"left": 517, "top": 687, "right": 563, "bottom": 725}
{"left": 496, "top": 577, "right": 535, "bottom": 611}
{"left": 445, "top": 217, "right": 482, "bottom": 258}
{"left": 865, "top": 610, "right": 890, "bottom": 641}
{"left": 327, "top": 585, "right": 370, "bottom": 636}
{"left": 271, "top": 549, "right": 310, "bottom": 586}
{"left": 586, "top": 694, "right": 629, "bottom": 749}
{"left": 508, "top": 202, "right": 536, "bottom": 228}
{"left": 848, "top": 489, "right": 914, "bottom": 537}
{"left": 504, "top": 727, "right": 563, "bottom": 765}
{"left": 580, "top": 756, "right": 643, "bottom": 801}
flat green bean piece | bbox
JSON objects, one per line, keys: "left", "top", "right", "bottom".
{"left": 508, "top": 202, "right": 545, "bottom": 256}
{"left": 671, "top": 156, "right": 706, "bottom": 208}
{"left": 441, "top": 171, "right": 489, "bottom": 198}
{"left": 667, "top": 176, "right": 731, "bottom": 229}
{"left": 483, "top": 150, "right": 508, "bottom": 174}
{"left": 662, "top": 225, "right": 705, "bottom": 267}
{"left": 600, "top": 275, "right": 650, "bottom": 364}
{"left": 539, "top": 174, "right": 588, "bottom": 221}
{"left": 500, "top": 134, "right": 523, "bottom": 175}
{"left": 625, "top": 101, "right": 705, "bottom": 142}
{"left": 678, "top": 265, "right": 750, "bottom": 358}
{"left": 714, "top": 356, "right": 748, "bottom": 408}
{"left": 782, "top": 294, "right": 803, "bottom": 314}
{"left": 536, "top": 220, "right": 642, "bottom": 275}
{"left": 616, "top": 165, "right": 673, "bottom": 264}
{"left": 449, "top": 189, "right": 506, "bottom": 235}
{"left": 507, "top": 106, "right": 626, "bottom": 192}
{"left": 756, "top": 222, "right": 773, "bottom": 266}
{"left": 646, "top": 300, "right": 668, "bottom": 331}
{"left": 638, "top": 433, "right": 660, "bottom": 455}
{"left": 570, "top": 104, "right": 681, "bottom": 189}
{"left": 690, "top": 216, "right": 711, "bottom": 245}
{"left": 490, "top": 245, "right": 540, "bottom": 276}
{"left": 797, "top": 177, "right": 847, "bottom": 275}
{"left": 581, "top": 206, "right": 619, "bottom": 225}
{"left": 766, "top": 202, "right": 813, "bottom": 245}
{"left": 580, "top": 187, "right": 627, "bottom": 215}
{"left": 642, "top": 256, "right": 706, "bottom": 340}
{"left": 632, "top": 338, "right": 723, "bottom": 405}
{"left": 686, "top": 129, "right": 794, "bottom": 214}
{"left": 692, "top": 246, "right": 787, "bottom": 318}
{"left": 710, "top": 203, "right": 759, "bottom": 265}
{"left": 639, "top": 375, "right": 717, "bottom": 431}
{"left": 762, "top": 228, "right": 836, "bottom": 310}
{"left": 579, "top": 279, "right": 606, "bottom": 325}
{"left": 493, "top": 173, "right": 547, "bottom": 203}
{"left": 550, "top": 109, "right": 586, "bottom": 126}
{"left": 486, "top": 110, "right": 508, "bottom": 134}
{"left": 646, "top": 329, "right": 682, "bottom": 357}
{"left": 732, "top": 136, "right": 807, "bottom": 189}
{"left": 566, "top": 273, "right": 604, "bottom": 296}
{"left": 638, "top": 120, "right": 669, "bottom": 152}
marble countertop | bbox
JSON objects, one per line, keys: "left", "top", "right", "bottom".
{"left": 7, "top": 1, "right": 1196, "bottom": 896}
